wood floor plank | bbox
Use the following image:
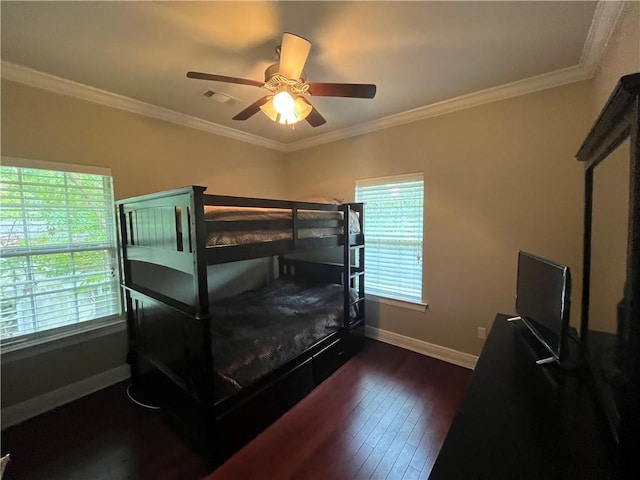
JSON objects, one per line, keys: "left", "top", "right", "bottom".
{"left": 387, "top": 441, "right": 417, "bottom": 480}
{"left": 1, "top": 339, "right": 471, "bottom": 480}
{"left": 402, "top": 465, "right": 424, "bottom": 480}
{"left": 354, "top": 392, "right": 414, "bottom": 479}
{"left": 368, "top": 394, "right": 419, "bottom": 479}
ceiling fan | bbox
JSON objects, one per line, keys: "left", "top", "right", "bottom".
{"left": 187, "top": 32, "right": 376, "bottom": 127}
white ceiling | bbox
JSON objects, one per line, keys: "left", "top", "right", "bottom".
{"left": 0, "top": 1, "right": 623, "bottom": 150}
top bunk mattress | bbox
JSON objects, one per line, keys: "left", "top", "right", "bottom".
{"left": 203, "top": 205, "right": 361, "bottom": 246}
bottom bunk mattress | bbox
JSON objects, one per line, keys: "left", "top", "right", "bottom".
{"left": 210, "top": 277, "right": 348, "bottom": 402}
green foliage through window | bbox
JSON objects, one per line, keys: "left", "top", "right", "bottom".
{"left": 0, "top": 162, "right": 121, "bottom": 343}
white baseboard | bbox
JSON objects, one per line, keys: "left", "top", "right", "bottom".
{"left": 365, "top": 326, "right": 478, "bottom": 370}
{"left": 1, "top": 364, "right": 131, "bottom": 429}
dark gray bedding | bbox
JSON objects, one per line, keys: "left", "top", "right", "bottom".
{"left": 210, "top": 277, "right": 347, "bottom": 402}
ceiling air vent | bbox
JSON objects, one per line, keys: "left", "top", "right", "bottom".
{"left": 203, "top": 90, "right": 240, "bottom": 106}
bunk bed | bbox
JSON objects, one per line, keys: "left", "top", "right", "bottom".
{"left": 117, "top": 186, "right": 365, "bottom": 469}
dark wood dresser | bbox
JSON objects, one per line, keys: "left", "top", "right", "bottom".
{"left": 429, "top": 314, "right": 620, "bottom": 480}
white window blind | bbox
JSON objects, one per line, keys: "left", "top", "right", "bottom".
{"left": 356, "top": 173, "right": 424, "bottom": 303}
{"left": 0, "top": 159, "right": 121, "bottom": 346}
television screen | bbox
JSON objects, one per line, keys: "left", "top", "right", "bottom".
{"left": 515, "top": 251, "right": 571, "bottom": 363}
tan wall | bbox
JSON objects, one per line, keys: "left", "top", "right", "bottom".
{"left": 586, "top": 2, "right": 640, "bottom": 333}
{"left": 285, "top": 81, "right": 593, "bottom": 356}
{"left": 1, "top": 80, "right": 288, "bottom": 408}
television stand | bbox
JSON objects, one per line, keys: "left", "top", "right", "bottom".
{"left": 505, "top": 315, "right": 585, "bottom": 369}
{"left": 506, "top": 315, "right": 563, "bottom": 365}
{"left": 429, "top": 314, "right": 620, "bottom": 480}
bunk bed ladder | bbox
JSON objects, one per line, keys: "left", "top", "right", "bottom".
{"left": 343, "top": 203, "right": 366, "bottom": 354}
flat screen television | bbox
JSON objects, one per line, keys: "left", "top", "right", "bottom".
{"left": 513, "top": 251, "right": 571, "bottom": 364}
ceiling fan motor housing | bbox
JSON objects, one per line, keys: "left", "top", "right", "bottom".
{"left": 264, "top": 63, "right": 306, "bottom": 84}
{"left": 263, "top": 64, "right": 309, "bottom": 97}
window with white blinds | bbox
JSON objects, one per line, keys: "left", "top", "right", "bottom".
{"left": 356, "top": 173, "right": 424, "bottom": 304}
{"left": 0, "top": 158, "right": 121, "bottom": 347}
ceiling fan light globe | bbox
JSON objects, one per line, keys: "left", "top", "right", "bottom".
{"left": 260, "top": 93, "right": 312, "bottom": 125}
{"left": 259, "top": 99, "right": 278, "bottom": 122}
{"left": 278, "top": 112, "right": 299, "bottom": 125}
{"left": 273, "top": 91, "right": 295, "bottom": 115}
{"left": 293, "top": 97, "right": 313, "bottom": 121}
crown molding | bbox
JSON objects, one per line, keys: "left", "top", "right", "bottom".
{"left": 284, "top": 64, "right": 592, "bottom": 152}
{"left": 580, "top": 0, "right": 627, "bottom": 76}
{"left": 0, "top": 61, "right": 286, "bottom": 152}
{"left": 0, "top": 0, "right": 626, "bottom": 154}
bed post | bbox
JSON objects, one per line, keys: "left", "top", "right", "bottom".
{"left": 118, "top": 202, "right": 139, "bottom": 383}
{"left": 189, "top": 186, "right": 209, "bottom": 320}
{"left": 188, "top": 186, "right": 217, "bottom": 465}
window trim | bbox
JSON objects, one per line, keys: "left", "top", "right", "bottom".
{"left": 2, "top": 156, "right": 112, "bottom": 177}
{"left": 0, "top": 156, "right": 123, "bottom": 350}
{"left": 355, "top": 172, "right": 425, "bottom": 188}
{"left": 366, "top": 293, "right": 428, "bottom": 312}
{"left": 0, "top": 314, "right": 125, "bottom": 361}
{"left": 356, "top": 171, "right": 425, "bottom": 304}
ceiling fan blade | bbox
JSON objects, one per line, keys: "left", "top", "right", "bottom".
{"left": 232, "top": 96, "right": 270, "bottom": 121}
{"left": 278, "top": 32, "right": 311, "bottom": 80}
{"left": 299, "top": 97, "right": 326, "bottom": 127}
{"left": 305, "top": 108, "right": 327, "bottom": 127}
{"left": 307, "top": 82, "right": 377, "bottom": 99}
{"left": 187, "top": 71, "right": 264, "bottom": 88}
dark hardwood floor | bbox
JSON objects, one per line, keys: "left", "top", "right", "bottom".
{"left": 1, "top": 340, "right": 471, "bottom": 480}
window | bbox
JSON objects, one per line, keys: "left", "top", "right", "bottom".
{"left": 355, "top": 173, "right": 424, "bottom": 304}
{"left": 0, "top": 158, "right": 121, "bottom": 348}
